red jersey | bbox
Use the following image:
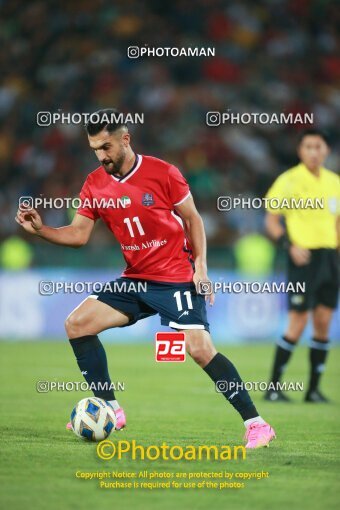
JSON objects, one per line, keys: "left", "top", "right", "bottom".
{"left": 77, "top": 154, "right": 194, "bottom": 282}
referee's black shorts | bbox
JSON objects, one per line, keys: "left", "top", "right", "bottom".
{"left": 287, "top": 248, "right": 339, "bottom": 312}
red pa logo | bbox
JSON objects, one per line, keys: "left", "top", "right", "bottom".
{"left": 155, "top": 332, "right": 186, "bottom": 362}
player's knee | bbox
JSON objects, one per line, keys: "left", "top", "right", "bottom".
{"left": 313, "top": 316, "right": 331, "bottom": 337}
{"left": 286, "top": 312, "right": 308, "bottom": 340}
{"left": 65, "top": 313, "right": 86, "bottom": 339}
{"left": 296, "top": 313, "right": 309, "bottom": 328}
{"left": 188, "top": 336, "right": 217, "bottom": 367}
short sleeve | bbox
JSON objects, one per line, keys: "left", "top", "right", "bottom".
{"left": 77, "top": 180, "right": 99, "bottom": 221}
{"left": 168, "top": 165, "right": 191, "bottom": 206}
{"left": 327, "top": 174, "right": 340, "bottom": 215}
{"left": 265, "top": 173, "right": 290, "bottom": 215}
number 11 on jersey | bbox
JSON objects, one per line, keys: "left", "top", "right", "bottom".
{"left": 123, "top": 216, "right": 145, "bottom": 237}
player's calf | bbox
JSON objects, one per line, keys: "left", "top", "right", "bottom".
{"left": 69, "top": 334, "right": 115, "bottom": 400}
{"left": 203, "top": 350, "right": 276, "bottom": 448}
{"left": 185, "top": 330, "right": 275, "bottom": 446}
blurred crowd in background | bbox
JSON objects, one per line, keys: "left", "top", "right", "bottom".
{"left": 0, "top": 0, "right": 339, "bottom": 264}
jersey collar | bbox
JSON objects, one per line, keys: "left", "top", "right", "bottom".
{"left": 299, "top": 162, "right": 324, "bottom": 180}
{"left": 111, "top": 154, "right": 142, "bottom": 183}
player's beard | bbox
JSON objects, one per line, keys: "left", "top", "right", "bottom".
{"left": 102, "top": 148, "right": 126, "bottom": 175}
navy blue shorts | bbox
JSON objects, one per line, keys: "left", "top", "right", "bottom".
{"left": 90, "top": 278, "right": 210, "bottom": 332}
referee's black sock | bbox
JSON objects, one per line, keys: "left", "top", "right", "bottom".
{"left": 270, "top": 336, "right": 296, "bottom": 385}
{"left": 203, "top": 353, "right": 259, "bottom": 421}
{"left": 69, "top": 335, "right": 115, "bottom": 401}
{"left": 308, "top": 338, "right": 330, "bottom": 392}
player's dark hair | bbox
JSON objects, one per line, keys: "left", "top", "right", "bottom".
{"left": 85, "top": 108, "right": 127, "bottom": 136}
{"left": 298, "top": 128, "right": 330, "bottom": 146}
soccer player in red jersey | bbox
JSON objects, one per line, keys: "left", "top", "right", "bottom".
{"left": 16, "top": 109, "right": 275, "bottom": 448}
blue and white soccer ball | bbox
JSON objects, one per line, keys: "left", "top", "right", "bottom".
{"left": 70, "top": 397, "right": 117, "bottom": 441}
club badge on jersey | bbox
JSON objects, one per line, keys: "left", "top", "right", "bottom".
{"left": 142, "top": 193, "right": 155, "bottom": 206}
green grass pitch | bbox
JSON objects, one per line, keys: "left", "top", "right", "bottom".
{"left": 1, "top": 341, "right": 339, "bottom": 510}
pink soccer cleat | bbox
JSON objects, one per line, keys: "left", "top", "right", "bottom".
{"left": 114, "top": 407, "right": 126, "bottom": 431}
{"left": 244, "top": 421, "right": 276, "bottom": 449}
{"left": 66, "top": 405, "right": 126, "bottom": 431}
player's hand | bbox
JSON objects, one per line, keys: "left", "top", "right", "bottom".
{"left": 289, "top": 245, "right": 311, "bottom": 266}
{"left": 193, "top": 270, "right": 215, "bottom": 306}
{"left": 15, "top": 206, "right": 43, "bottom": 235}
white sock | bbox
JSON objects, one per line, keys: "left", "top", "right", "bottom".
{"left": 244, "top": 416, "right": 266, "bottom": 428}
{"left": 108, "top": 399, "right": 120, "bottom": 411}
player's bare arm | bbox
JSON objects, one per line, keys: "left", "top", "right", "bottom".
{"left": 15, "top": 206, "right": 95, "bottom": 248}
{"left": 175, "top": 195, "right": 215, "bottom": 306}
{"left": 265, "top": 211, "right": 311, "bottom": 266}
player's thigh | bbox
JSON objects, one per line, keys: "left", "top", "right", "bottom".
{"left": 184, "top": 329, "right": 217, "bottom": 367}
{"left": 65, "top": 297, "right": 130, "bottom": 338}
{"left": 312, "top": 305, "right": 334, "bottom": 339}
{"left": 285, "top": 310, "right": 309, "bottom": 341}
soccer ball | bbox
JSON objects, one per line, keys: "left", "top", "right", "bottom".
{"left": 70, "top": 397, "right": 117, "bottom": 441}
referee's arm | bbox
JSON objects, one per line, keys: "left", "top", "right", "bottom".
{"left": 265, "top": 212, "right": 310, "bottom": 266}
{"left": 265, "top": 212, "right": 285, "bottom": 241}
